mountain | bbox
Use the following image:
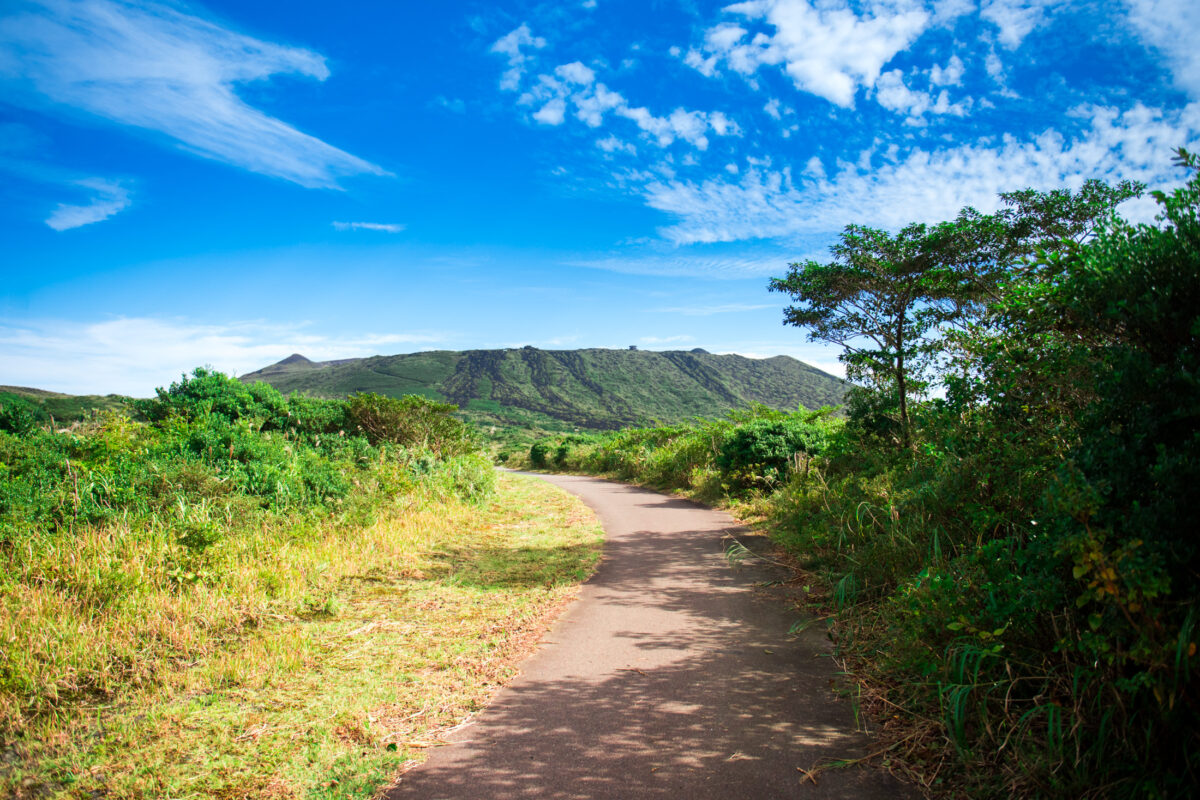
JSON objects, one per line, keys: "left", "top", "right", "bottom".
{"left": 241, "top": 347, "right": 846, "bottom": 430}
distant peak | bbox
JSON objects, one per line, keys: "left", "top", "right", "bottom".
{"left": 277, "top": 353, "right": 313, "bottom": 366}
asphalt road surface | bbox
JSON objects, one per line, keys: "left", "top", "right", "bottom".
{"left": 386, "top": 473, "right": 918, "bottom": 800}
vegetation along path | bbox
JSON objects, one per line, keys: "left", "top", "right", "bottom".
{"left": 388, "top": 473, "right": 915, "bottom": 799}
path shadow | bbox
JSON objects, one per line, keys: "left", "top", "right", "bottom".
{"left": 384, "top": 473, "right": 917, "bottom": 799}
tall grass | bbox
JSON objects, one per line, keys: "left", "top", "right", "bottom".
{"left": 0, "top": 371, "right": 603, "bottom": 797}
{"left": 1, "top": 472, "right": 601, "bottom": 798}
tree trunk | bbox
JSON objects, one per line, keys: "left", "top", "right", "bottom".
{"left": 896, "top": 319, "right": 910, "bottom": 449}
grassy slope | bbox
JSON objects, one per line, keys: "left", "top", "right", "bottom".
{"left": 3, "top": 473, "right": 602, "bottom": 799}
{"left": 0, "top": 387, "right": 132, "bottom": 422}
{"left": 241, "top": 347, "right": 847, "bottom": 431}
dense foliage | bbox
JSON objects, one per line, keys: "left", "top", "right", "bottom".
{"left": 526, "top": 154, "right": 1198, "bottom": 798}
{"left": 778, "top": 156, "right": 1197, "bottom": 798}
{"left": 0, "top": 371, "right": 494, "bottom": 735}
{"left": 519, "top": 404, "right": 843, "bottom": 499}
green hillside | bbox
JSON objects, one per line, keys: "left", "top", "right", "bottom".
{"left": 0, "top": 385, "right": 132, "bottom": 424}
{"left": 241, "top": 347, "right": 846, "bottom": 430}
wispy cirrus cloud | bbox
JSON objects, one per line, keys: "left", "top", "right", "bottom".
{"left": 0, "top": 0, "right": 384, "bottom": 188}
{"left": 44, "top": 176, "right": 130, "bottom": 230}
{"left": 0, "top": 317, "right": 450, "bottom": 396}
{"left": 332, "top": 221, "right": 405, "bottom": 233}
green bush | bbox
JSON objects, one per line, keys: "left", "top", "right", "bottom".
{"left": 344, "top": 393, "right": 478, "bottom": 456}
{"left": 0, "top": 393, "right": 43, "bottom": 436}
{"left": 1, "top": 371, "right": 494, "bottom": 549}
{"left": 715, "top": 414, "right": 835, "bottom": 486}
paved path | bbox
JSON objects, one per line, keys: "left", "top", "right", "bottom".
{"left": 386, "top": 474, "right": 916, "bottom": 800}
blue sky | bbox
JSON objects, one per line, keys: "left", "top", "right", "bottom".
{"left": 1, "top": 0, "right": 1197, "bottom": 395}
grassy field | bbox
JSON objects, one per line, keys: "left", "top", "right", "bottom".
{"left": 2, "top": 472, "right": 603, "bottom": 799}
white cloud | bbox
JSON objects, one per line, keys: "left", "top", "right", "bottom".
{"left": 874, "top": 69, "right": 968, "bottom": 121}
{"left": 984, "top": 49, "right": 1006, "bottom": 83}
{"left": 931, "top": 0, "right": 974, "bottom": 24}
{"left": 642, "top": 102, "right": 1200, "bottom": 244}
{"left": 555, "top": 61, "right": 596, "bottom": 85}
{"left": 0, "top": 0, "right": 383, "bottom": 189}
{"left": 434, "top": 95, "right": 466, "bottom": 113}
{"left": 930, "top": 54, "right": 965, "bottom": 86}
{"left": 980, "top": 0, "right": 1051, "bottom": 49}
{"left": 596, "top": 135, "right": 636, "bottom": 154}
{"left": 490, "top": 23, "right": 547, "bottom": 91}
{"left": 533, "top": 97, "right": 567, "bottom": 125}
{"left": 573, "top": 83, "right": 624, "bottom": 126}
{"left": 331, "top": 221, "right": 405, "bottom": 233}
{"left": 686, "top": 0, "right": 931, "bottom": 107}
{"left": 0, "top": 318, "right": 449, "bottom": 396}
{"left": 1125, "top": 0, "right": 1200, "bottom": 99}
{"left": 499, "top": 49, "right": 741, "bottom": 149}
{"left": 44, "top": 177, "right": 130, "bottom": 230}
{"left": 618, "top": 106, "right": 721, "bottom": 149}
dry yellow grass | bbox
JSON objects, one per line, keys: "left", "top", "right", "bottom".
{"left": 1, "top": 472, "right": 602, "bottom": 799}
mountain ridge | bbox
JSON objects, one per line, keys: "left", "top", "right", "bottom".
{"left": 241, "top": 346, "right": 846, "bottom": 430}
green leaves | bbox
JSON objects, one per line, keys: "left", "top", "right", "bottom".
{"left": 344, "top": 392, "right": 478, "bottom": 456}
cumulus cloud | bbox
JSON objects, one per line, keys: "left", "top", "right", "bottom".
{"left": 980, "top": 0, "right": 1052, "bottom": 49}
{"left": 532, "top": 97, "right": 567, "bottom": 125}
{"left": 0, "top": 317, "right": 449, "bottom": 396}
{"left": 597, "top": 135, "right": 636, "bottom": 154}
{"left": 44, "top": 177, "right": 130, "bottom": 230}
{"left": 496, "top": 32, "right": 741, "bottom": 150}
{"left": 331, "top": 221, "right": 405, "bottom": 233}
{"left": 642, "top": 102, "right": 1200, "bottom": 244}
{"left": 0, "top": 0, "right": 384, "bottom": 188}
{"left": 491, "top": 23, "right": 546, "bottom": 91}
{"left": 1125, "top": 0, "right": 1200, "bottom": 99}
{"left": 684, "top": 0, "right": 931, "bottom": 107}
{"left": 874, "top": 69, "right": 968, "bottom": 121}
{"left": 930, "top": 54, "right": 965, "bottom": 86}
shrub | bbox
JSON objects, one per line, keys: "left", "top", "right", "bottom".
{"left": 344, "top": 393, "right": 478, "bottom": 456}
{"left": 0, "top": 394, "right": 42, "bottom": 436}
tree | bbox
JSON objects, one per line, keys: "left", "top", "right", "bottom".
{"left": 771, "top": 180, "right": 1143, "bottom": 448}
{"left": 769, "top": 220, "right": 983, "bottom": 447}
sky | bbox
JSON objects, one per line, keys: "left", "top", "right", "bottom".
{"left": 1, "top": 0, "right": 1198, "bottom": 395}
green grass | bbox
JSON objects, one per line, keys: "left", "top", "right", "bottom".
{"left": 0, "top": 387, "right": 133, "bottom": 424}
{"left": 1, "top": 473, "right": 603, "bottom": 799}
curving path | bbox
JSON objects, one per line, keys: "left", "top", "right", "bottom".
{"left": 386, "top": 473, "right": 917, "bottom": 800}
